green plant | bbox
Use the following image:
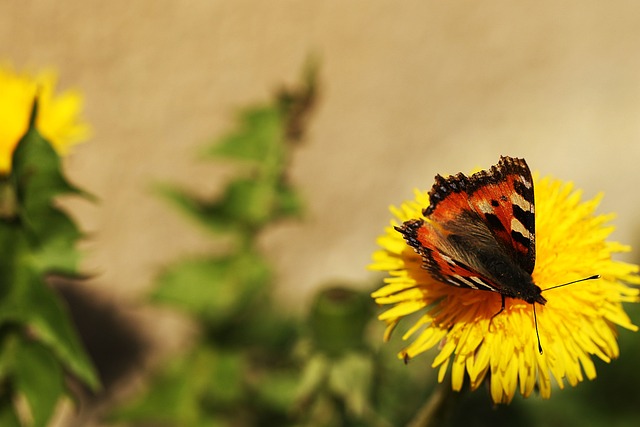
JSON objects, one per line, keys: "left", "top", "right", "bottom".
{"left": 110, "top": 65, "right": 317, "bottom": 426}
{"left": 0, "top": 100, "right": 99, "bottom": 427}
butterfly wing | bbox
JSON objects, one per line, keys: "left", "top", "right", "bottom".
{"left": 398, "top": 218, "right": 506, "bottom": 293}
{"left": 424, "top": 156, "right": 535, "bottom": 275}
{"left": 396, "top": 156, "right": 537, "bottom": 299}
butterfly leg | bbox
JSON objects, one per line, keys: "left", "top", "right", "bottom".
{"left": 488, "top": 295, "right": 506, "bottom": 332}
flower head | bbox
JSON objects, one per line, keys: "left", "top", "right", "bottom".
{"left": 0, "top": 64, "right": 90, "bottom": 174}
{"left": 370, "top": 172, "right": 639, "bottom": 404}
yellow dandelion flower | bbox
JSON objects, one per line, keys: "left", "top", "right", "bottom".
{"left": 370, "top": 158, "right": 639, "bottom": 404}
{"left": 0, "top": 64, "right": 90, "bottom": 174}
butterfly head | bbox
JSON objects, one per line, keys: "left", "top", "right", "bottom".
{"left": 521, "top": 284, "right": 547, "bottom": 306}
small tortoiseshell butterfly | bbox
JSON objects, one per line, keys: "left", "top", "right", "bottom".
{"left": 396, "top": 156, "right": 597, "bottom": 353}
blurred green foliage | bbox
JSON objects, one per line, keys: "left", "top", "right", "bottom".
{"left": 107, "top": 64, "right": 640, "bottom": 427}
{"left": 110, "top": 65, "right": 316, "bottom": 427}
{"left": 108, "top": 65, "right": 437, "bottom": 427}
{"left": 0, "top": 100, "right": 99, "bottom": 427}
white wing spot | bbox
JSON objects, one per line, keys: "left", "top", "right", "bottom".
{"left": 453, "top": 274, "right": 478, "bottom": 289}
{"left": 510, "top": 217, "right": 529, "bottom": 238}
{"left": 476, "top": 199, "right": 494, "bottom": 214}
{"left": 471, "top": 276, "right": 497, "bottom": 292}
{"left": 510, "top": 193, "right": 530, "bottom": 211}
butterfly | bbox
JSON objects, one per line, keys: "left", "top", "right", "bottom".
{"left": 395, "top": 156, "right": 597, "bottom": 353}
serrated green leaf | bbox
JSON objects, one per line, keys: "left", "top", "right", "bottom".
{"left": 156, "top": 184, "right": 236, "bottom": 236}
{"left": 156, "top": 180, "right": 280, "bottom": 236}
{"left": 150, "top": 251, "right": 271, "bottom": 324}
{"left": 158, "top": 179, "right": 303, "bottom": 238}
{"left": 204, "top": 107, "right": 283, "bottom": 162}
{"left": 192, "top": 178, "right": 278, "bottom": 235}
{"left": 217, "top": 178, "right": 276, "bottom": 227}
{"left": 29, "top": 207, "right": 83, "bottom": 275}
{"left": 25, "top": 280, "right": 99, "bottom": 391}
{"left": 11, "top": 106, "right": 80, "bottom": 212}
{"left": 273, "top": 181, "right": 304, "bottom": 220}
{"left": 154, "top": 183, "right": 210, "bottom": 226}
{"left": 7, "top": 99, "right": 88, "bottom": 276}
{"left": 14, "top": 339, "right": 64, "bottom": 427}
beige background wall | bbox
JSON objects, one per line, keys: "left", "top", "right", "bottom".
{"left": 2, "top": 0, "right": 640, "bottom": 418}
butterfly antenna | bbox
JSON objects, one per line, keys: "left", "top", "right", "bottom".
{"left": 533, "top": 303, "right": 543, "bottom": 354}
{"left": 533, "top": 274, "right": 600, "bottom": 355}
{"left": 541, "top": 274, "right": 600, "bottom": 293}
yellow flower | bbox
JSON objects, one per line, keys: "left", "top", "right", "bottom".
{"left": 0, "top": 64, "right": 90, "bottom": 174}
{"left": 370, "top": 172, "right": 639, "bottom": 404}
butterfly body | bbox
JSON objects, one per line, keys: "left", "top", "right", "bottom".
{"left": 396, "top": 156, "right": 546, "bottom": 307}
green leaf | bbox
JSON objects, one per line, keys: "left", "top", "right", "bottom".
{"left": 7, "top": 99, "right": 87, "bottom": 275}
{"left": 157, "top": 179, "right": 293, "bottom": 236}
{"left": 154, "top": 183, "right": 213, "bottom": 227}
{"left": 155, "top": 183, "right": 238, "bottom": 236}
{"left": 25, "top": 280, "right": 100, "bottom": 391}
{"left": 0, "top": 222, "right": 91, "bottom": 390}
{"left": 14, "top": 339, "right": 64, "bottom": 427}
{"left": 29, "top": 207, "right": 83, "bottom": 274}
{"left": 295, "top": 354, "right": 329, "bottom": 405}
{"left": 0, "top": 331, "right": 66, "bottom": 427}
{"left": 11, "top": 104, "right": 79, "bottom": 213}
{"left": 200, "top": 349, "right": 245, "bottom": 407}
{"left": 112, "top": 347, "right": 244, "bottom": 426}
{"left": 204, "top": 107, "right": 284, "bottom": 162}
{"left": 197, "top": 177, "right": 302, "bottom": 233}
{"left": 328, "top": 352, "right": 374, "bottom": 417}
{"left": 273, "top": 181, "right": 304, "bottom": 220}
{"left": 217, "top": 178, "right": 277, "bottom": 228}
{"left": 150, "top": 252, "right": 271, "bottom": 324}
{"left": 111, "top": 356, "right": 201, "bottom": 425}
{"left": 0, "top": 225, "right": 35, "bottom": 326}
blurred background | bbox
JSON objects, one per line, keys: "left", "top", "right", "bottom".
{"left": 2, "top": 1, "right": 640, "bottom": 426}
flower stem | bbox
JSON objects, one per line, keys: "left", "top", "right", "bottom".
{"left": 406, "top": 384, "right": 459, "bottom": 427}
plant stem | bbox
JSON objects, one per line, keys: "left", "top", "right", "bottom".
{"left": 406, "top": 384, "right": 458, "bottom": 427}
